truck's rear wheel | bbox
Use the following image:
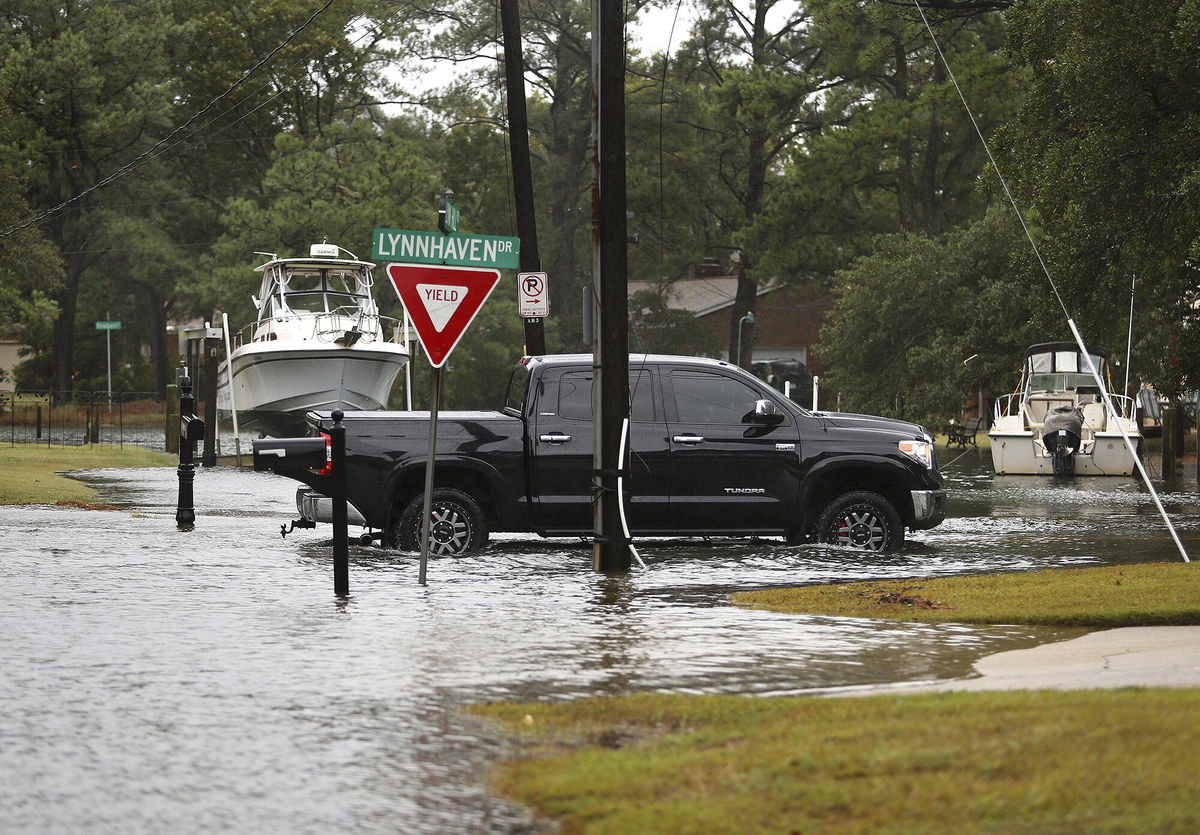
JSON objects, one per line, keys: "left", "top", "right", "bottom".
{"left": 815, "top": 491, "right": 903, "bottom": 553}
{"left": 393, "top": 488, "right": 487, "bottom": 555}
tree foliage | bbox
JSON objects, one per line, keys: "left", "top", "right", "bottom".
{"left": 999, "top": 0, "right": 1200, "bottom": 399}
{"left": 0, "top": 0, "right": 1192, "bottom": 421}
{"left": 821, "top": 205, "right": 1040, "bottom": 420}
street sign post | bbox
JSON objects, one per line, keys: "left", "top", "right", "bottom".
{"left": 372, "top": 227, "right": 520, "bottom": 270}
{"left": 384, "top": 262, "right": 501, "bottom": 586}
{"left": 95, "top": 319, "right": 121, "bottom": 408}
{"left": 517, "top": 271, "right": 549, "bottom": 318}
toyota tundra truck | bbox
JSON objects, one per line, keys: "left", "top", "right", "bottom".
{"left": 255, "top": 354, "right": 946, "bottom": 554}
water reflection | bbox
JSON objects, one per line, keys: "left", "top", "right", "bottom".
{"left": 0, "top": 451, "right": 1192, "bottom": 830}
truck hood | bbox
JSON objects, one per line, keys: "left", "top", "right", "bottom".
{"left": 813, "top": 411, "right": 931, "bottom": 440}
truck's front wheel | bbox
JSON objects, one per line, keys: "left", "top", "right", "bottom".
{"left": 815, "top": 491, "right": 904, "bottom": 553}
{"left": 393, "top": 488, "right": 488, "bottom": 555}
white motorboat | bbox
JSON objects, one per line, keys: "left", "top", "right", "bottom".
{"left": 993, "top": 343, "right": 1142, "bottom": 475}
{"left": 989, "top": 342, "right": 1141, "bottom": 475}
{"left": 217, "top": 244, "right": 409, "bottom": 437}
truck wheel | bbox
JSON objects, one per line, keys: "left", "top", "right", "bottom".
{"left": 815, "top": 491, "right": 904, "bottom": 553}
{"left": 393, "top": 488, "right": 488, "bottom": 555}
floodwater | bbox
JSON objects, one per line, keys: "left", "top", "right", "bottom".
{"left": 1, "top": 446, "right": 1195, "bottom": 832}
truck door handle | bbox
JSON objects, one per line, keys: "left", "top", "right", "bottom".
{"left": 672, "top": 434, "right": 705, "bottom": 445}
{"left": 538, "top": 432, "right": 572, "bottom": 445}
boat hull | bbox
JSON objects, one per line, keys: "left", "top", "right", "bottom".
{"left": 989, "top": 431, "right": 1140, "bottom": 476}
{"left": 217, "top": 341, "right": 408, "bottom": 437}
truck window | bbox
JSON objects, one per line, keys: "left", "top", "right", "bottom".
{"left": 504, "top": 363, "right": 532, "bottom": 413}
{"left": 671, "top": 369, "right": 764, "bottom": 424}
{"left": 557, "top": 370, "right": 656, "bottom": 421}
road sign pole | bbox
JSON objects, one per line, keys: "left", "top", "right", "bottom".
{"left": 106, "top": 311, "right": 113, "bottom": 411}
{"left": 418, "top": 367, "right": 442, "bottom": 586}
{"left": 382, "top": 259, "right": 501, "bottom": 584}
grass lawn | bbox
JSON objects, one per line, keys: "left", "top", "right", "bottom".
{"left": 0, "top": 444, "right": 173, "bottom": 505}
{"left": 732, "top": 562, "right": 1200, "bottom": 627}
{"left": 473, "top": 562, "right": 1200, "bottom": 832}
{"left": 472, "top": 689, "right": 1200, "bottom": 833}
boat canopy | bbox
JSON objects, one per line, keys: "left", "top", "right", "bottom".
{"left": 1023, "top": 342, "right": 1109, "bottom": 394}
{"left": 254, "top": 256, "right": 378, "bottom": 323}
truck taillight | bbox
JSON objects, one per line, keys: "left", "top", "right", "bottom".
{"left": 316, "top": 432, "right": 333, "bottom": 475}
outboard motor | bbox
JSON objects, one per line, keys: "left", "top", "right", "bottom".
{"left": 1042, "top": 404, "right": 1083, "bottom": 475}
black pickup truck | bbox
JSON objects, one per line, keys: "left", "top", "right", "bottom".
{"left": 255, "top": 354, "right": 946, "bottom": 554}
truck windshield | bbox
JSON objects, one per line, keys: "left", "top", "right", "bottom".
{"left": 505, "top": 363, "right": 531, "bottom": 413}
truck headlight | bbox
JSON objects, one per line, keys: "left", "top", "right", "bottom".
{"left": 898, "top": 439, "right": 935, "bottom": 469}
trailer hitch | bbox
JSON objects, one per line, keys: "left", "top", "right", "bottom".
{"left": 281, "top": 518, "right": 317, "bottom": 539}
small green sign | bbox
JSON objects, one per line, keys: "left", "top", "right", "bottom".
{"left": 438, "top": 194, "right": 461, "bottom": 235}
{"left": 95, "top": 320, "right": 122, "bottom": 330}
{"left": 372, "top": 227, "right": 520, "bottom": 270}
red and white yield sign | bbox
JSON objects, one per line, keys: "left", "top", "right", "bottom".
{"left": 386, "top": 263, "right": 501, "bottom": 368}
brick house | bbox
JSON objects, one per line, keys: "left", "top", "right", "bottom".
{"left": 628, "top": 258, "right": 833, "bottom": 379}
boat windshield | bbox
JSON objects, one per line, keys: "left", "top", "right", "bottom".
{"left": 278, "top": 267, "right": 370, "bottom": 315}
{"left": 1025, "top": 349, "right": 1105, "bottom": 392}
{"left": 1028, "top": 372, "right": 1098, "bottom": 393}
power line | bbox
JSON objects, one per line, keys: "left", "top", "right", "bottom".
{"left": 0, "top": 0, "right": 339, "bottom": 239}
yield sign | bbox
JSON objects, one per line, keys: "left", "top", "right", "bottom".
{"left": 386, "top": 263, "right": 501, "bottom": 368}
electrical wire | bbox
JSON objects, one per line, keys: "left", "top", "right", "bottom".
{"left": 1, "top": 0, "right": 422, "bottom": 240}
{"left": 913, "top": 0, "right": 1189, "bottom": 562}
{"left": 0, "top": 0, "right": 338, "bottom": 239}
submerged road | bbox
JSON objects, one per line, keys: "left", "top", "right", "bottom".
{"left": 0, "top": 451, "right": 1195, "bottom": 831}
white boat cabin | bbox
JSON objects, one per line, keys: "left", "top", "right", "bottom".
{"left": 248, "top": 244, "right": 387, "bottom": 346}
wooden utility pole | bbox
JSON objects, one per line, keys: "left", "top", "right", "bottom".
{"left": 590, "top": 0, "right": 631, "bottom": 573}
{"left": 501, "top": 0, "right": 546, "bottom": 356}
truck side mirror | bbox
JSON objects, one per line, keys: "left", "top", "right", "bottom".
{"left": 752, "top": 399, "right": 782, "bottom": 423}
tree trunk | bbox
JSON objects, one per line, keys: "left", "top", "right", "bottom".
{"left": 1162, "top": 404, "right": 1177, "bottom": 479}
{"left": 727, "top": 255, "right": 757, "bottom": 369}
{"left": 51, "top": 262, "right": 82, "bottom": 395}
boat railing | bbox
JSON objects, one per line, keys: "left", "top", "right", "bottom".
{"left": 992, "top": 391, "right": 1138, "bottom": 424}
{"left": 993, "top": 393, "right": 1022, "bottom": 422}
{"left": 229, "top": 313, "right": 409, "bottom": 350}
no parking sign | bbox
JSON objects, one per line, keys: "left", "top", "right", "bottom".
{"left": 518, "top": 272, "right": 549, "bottom": 318}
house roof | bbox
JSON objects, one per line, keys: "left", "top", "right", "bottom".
{"left": 628, "top": 276, "right": 778, "bottom": 317}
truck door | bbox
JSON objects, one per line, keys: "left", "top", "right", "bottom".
{"left": 663, "top": 367, "right": 801, "bottom": 531}
{"left": 530, "top": 366, "right": 670, "bottom": 533}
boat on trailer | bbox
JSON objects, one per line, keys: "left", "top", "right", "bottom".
{"left": 217, "top": 244, "right": 409, "bottom": 437}
{"left": 989, "top": 342, "right": 1141, "bottom": 476}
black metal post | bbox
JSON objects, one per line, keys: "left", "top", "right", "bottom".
{"left": 330, "top": 409, "right": 349, "bottom": 597}
{"left": 176, "top": 374, "right": 196, "bottom": 531}
{"left": 202, "top": 335, "right": 220, "bottom": 466}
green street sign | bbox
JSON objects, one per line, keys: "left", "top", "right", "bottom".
{"left": 372, "top": 227, "right": 520, "bottom": 270}
{"left": 438, "top": 194, "right": 461, "bottom": 235}
{"left": 95, "top": 320, "right": 122, "bottom": 330}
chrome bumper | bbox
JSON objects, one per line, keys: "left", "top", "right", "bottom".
{"left": 296, "top": 487, "right": 367, "bottom": 526}
{"left": 910, "top": 489, "right": 947, "bottom": 529}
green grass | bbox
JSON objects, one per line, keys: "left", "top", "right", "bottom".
{"left": 472, "top": 690, "right": 1200, "bottom": 833}
{"left": 0, "top": 444, "right": 173, "bottom": 505}
{"left": 935, "top": 431, "right": 991, "bottom": 451}
{"left": 474, "top": 563, "right": 1200, "bottom": 831}
{"left": 732, "top": 562, "right": 1200, "bottom": 627}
